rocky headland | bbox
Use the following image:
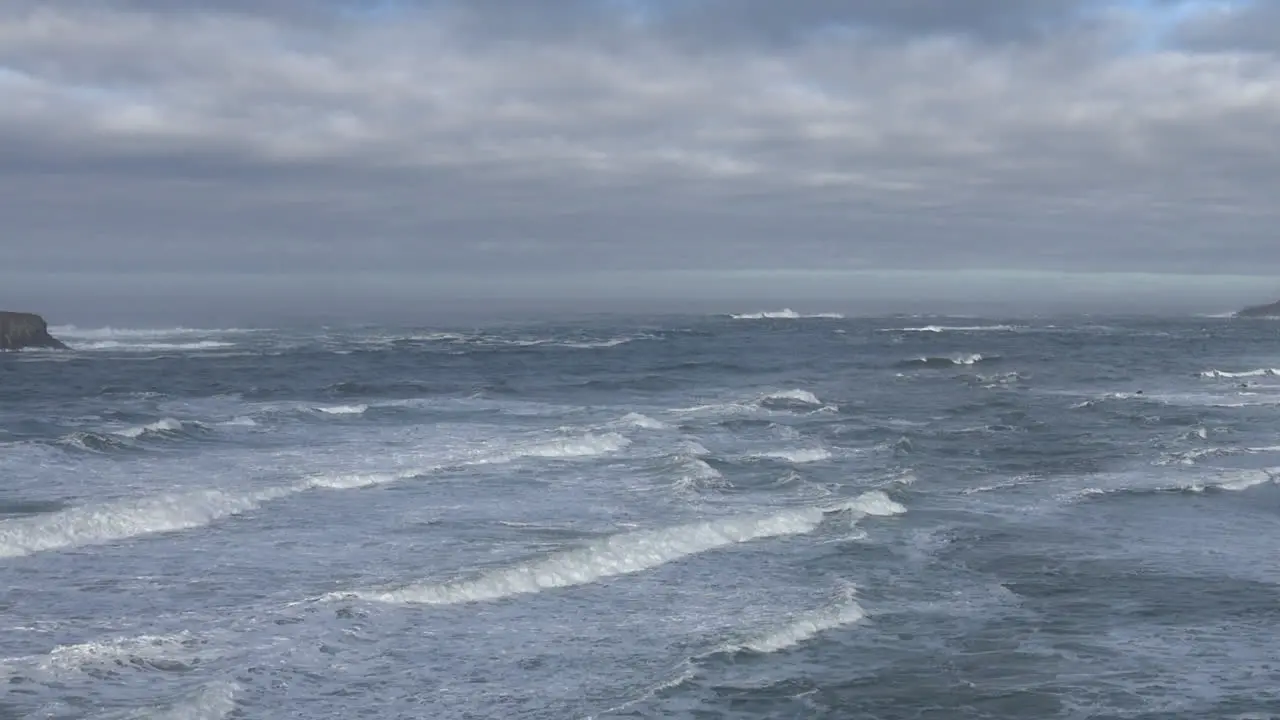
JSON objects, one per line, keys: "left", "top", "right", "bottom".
{"left": 0, "top": 312, "right": 69, "bottom": 351}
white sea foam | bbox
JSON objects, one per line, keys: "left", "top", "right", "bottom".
{"left": 755, "top": 448, "right": 833, "bottom": 464}
{"left": 759, "top": 389, "right": 823, "bottom": 407}
{"left": 314, "top": 404, "right": 369, "bottom": 415}
{"left": 2, "top": 425, "right": 638, "bottom": 558}
{"left": 49, "top": 325, "right": 254, "bottom": 339}
{"left": 670, "top": 454, "right": 729, "bottom": 492}
{"left": 558, "top": 338, "right": 635, "bottom": 349}
{"left": 731, "top": 594, "right": 866, "bottom": 654}
{"left": 494, "top": 432, "right": 632, "bottom": 461}
{"left": 730, "top": 309, "right": 844, "bottom": 320}
{"left": 347, "top": 510, "right": 821, "bottom": 605}
{"left": 113, "top": 418, "right": 197, "bottom": 439}
{"left": 0, "top": 488, "right": 291, "bottom": 558}
{"left": 905, "top": 353, "right": 989, "bottom": 366}
{"left": 0, "top": 631, "right": 219, "bottom": 682}
{"left": 1199, "top": 368, "right": 1280, "bottom": 379}
{"left": 302, "top": 471, "right": 417, "bottom": 490}
{"left": 340, "top": 492, "right": 902, "bottom": 606}
{"left": 882, "top": 325, "right": 1020, "bottom": 333}
{"left": 73, "top": 340, "right": 237, "bottom": 352}
{"left": 1060, "top": 468, "right": 1279, "bottom": 501}
{"left": 619, "top": 412, "right": 669, "bottom": 430}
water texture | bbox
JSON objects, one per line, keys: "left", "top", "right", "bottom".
{"left": 2, "top": 313, "right": 1279, "bottom": 718}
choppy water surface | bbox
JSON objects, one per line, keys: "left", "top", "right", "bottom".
{"left": 3, "top": 313, "right": 1279, "bottom": 719}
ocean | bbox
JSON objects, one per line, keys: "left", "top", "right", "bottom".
{"left": 2, "top": 311, "right": 1279, "bottom": 719}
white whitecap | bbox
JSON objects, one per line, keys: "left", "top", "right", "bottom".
{"left": 755, "top": 448, "right": 833, "bottom": 464}
{"left": 1199, "top": 368, "right": 1280, "bottom": 379}
{"left": 113, "top": 418, "right": 190, "bottom": 439}
{"left": 620, "top": 412, "right": 669, "bottom": 430}
{"left": 314, "top": 404, "right": 369, "bottom": 416}
{"left": 730, "top": 309, "right": 843, "bottom": 320}
{"left": 0, "top": 488, "right": 291, "bottom": 558}
{"left": 341, "top": 491, "right": 903, "bottom": 606}
{"left": 732, "top": 598, "right": 866, "bottom": 654}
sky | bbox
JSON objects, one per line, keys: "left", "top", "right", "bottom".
{"left": 2, "top": 0, "right": 1279, "bottom": 322}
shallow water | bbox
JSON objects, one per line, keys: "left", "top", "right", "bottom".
{"left": 3, "top": 313, "right": 1279, "bottom": 718}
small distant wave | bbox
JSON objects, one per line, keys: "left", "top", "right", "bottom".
{"left": 1062, "top": 468, "right": 1279, "bottom": 503}
{"left": 113, "top": 418, "right": 208, "bottom": 440}
{"left": 1199, "top": 368, "right": 1280, "bottom": 379}
{"left": 390, "top": 331, "right": 652, "bottom": 351}
{"left": 899, "top": 353, "right": 993, "bottom": 368}
{"left": 55, "top": 431, "right": 136, "bottom": 454}
{"left": 313, "top": 404, "right": 369, "bottom": 416}
{"left": 758, "top": 389, "right": 823, "bottom": 409}
{"left": 619, "top": 412, "right": 670, "bottom": 430}
{"left": 753, "top": 448, "right": 833, "bottom": 464}
{"left": 51, "top": 419, "right": 211, "bottom": 453}
{"left": 1154, "top": 446, "right": 1239, "bottom": 466}
{"left": 480, "top": 432, "right": 632, "bottom": 463}
{"left": 327, "top": 380, "right": 434, "bottom": 397}
{"left": 302, "top": 470, "right": 419, "bottom": 491}
{"left": 673, "top": 389, "right": 836, "bottom": 416}
{"left": 722, "top": 590, "right": 865, "bottom": 655}
{"left": 729, "top": 309, "right": 844, "bottom": 320}
{"left": 881, "top": 325, "right": 1020, "bottom": 333}
{"left": 0, "top": 631, "right": 219, "bottom": 683}
{"left": 669, "top": 453, "right": 729, "bottom": 492}
{"left": 557, "top": 338, "right": 635, "bottom": 349}
{"left": 975, "top": 371, "right": 1025, "bottom": 387}
{"left": 72, "top": 340, "right": 236, "bottom": 352}
{"left": 334, "top": 491, "right": 903, "bottom": 606}
{"left": 50, "top": 325, "right": 257, "bottom": 339}
{"left": 1068, "top": 392, "right": 1144, "bottom": 409}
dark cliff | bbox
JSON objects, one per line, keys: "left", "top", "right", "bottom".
{"left": 0, "top": 312, "right": 69, "bottom": 351}
{"left": 1235, "top": 300, "right": 1280, "bottom": 318}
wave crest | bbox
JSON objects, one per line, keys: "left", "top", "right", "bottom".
{"left": 335, "top": 491, "right": 901, "bottom": 606}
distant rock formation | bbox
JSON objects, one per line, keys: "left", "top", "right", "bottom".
{"left": 1235, "top": 300, "right": 1280, "bottom": 318}
{"left": 0, "top": 312, "right": 68, "bottom": 351}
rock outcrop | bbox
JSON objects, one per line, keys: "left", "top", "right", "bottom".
{"left": 1235, "top": 300, "right": 1280, "bottom": 318}
{"left": 0, "top": 312, "right": 68, "bottom": 351}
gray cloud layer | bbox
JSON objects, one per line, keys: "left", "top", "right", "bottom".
{"left": 2, "top": 0, "right": 1278, "bottom": 319}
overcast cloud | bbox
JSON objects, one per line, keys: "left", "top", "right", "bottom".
{"left": 2, "top": 0, "right": 1278, "bottom": 321}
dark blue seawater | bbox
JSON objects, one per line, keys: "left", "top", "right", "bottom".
{"left": 3, "top": 312, "right": 1280, "bottom": 719}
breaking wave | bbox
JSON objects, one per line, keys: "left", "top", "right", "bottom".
{"left": 313, "top": 404, "right": 369, "bottom": 416}
{"left": 1199, "top": 368, "right": 1280, "bottom": 379}
{"left": 729, "top": 309, "right": 844, "bottom": 320}
{"left": 1062, "top": 468, "right": 1279, "bottom": 502}
{"left": 114, "top": 418, "right": 209, "bottom": 440}
{"left": 753, "top": 448, "right": 833, "bottom": 464}
{"left": 881, "top": 325, "right": 1020, "bottom": 333}
{"left": 335, "top": 491, "right": 904, "bottom": 606}
{"left": 72, "top": 340, "right": 236, "bottom": 352}
{"left": 0, "top": 488, "right": 293, "bottom": 558}
{"left": 618, "top": 413, "right": 670, "bottom": 430}
{"left": 722, "top": 589, "right": 866, "bottom": 655}
{"left": 758, "top": 389, "right": 823, "bottom": 409}
{"left": 899, "top": 353, "right": 993, "bottom": 368}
